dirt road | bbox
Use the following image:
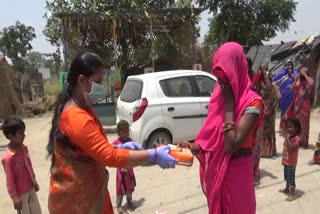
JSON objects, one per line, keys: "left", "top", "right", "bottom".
{"left": 0, "top": 111, "right": 319, "bottom": 214}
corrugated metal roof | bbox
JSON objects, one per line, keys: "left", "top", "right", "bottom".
{"left": 246, "top": 36, "right": 320, "bottom": 75}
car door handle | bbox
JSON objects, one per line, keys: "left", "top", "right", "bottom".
{"left": 168, "top": 107, "right": 175, "bottom": 112}
{"left": 205, "top": 105, "right": 208, "bottom": 109}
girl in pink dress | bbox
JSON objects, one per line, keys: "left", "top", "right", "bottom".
{"left": 112, "top": 120, "right": 136, "bottom": 213}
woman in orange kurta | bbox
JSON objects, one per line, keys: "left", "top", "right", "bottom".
{"left": 47, "top": 52, "right": 177, "bottom": 214}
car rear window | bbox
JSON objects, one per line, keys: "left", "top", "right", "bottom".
{"left": 120, "top": 80, "right": 143, "bottom": 103}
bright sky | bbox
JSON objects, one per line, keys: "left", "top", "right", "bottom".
{"left": 0, "top": 0, "right": 319, "bottom": 55}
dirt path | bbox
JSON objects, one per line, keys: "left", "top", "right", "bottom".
{"left": 0, "top": 111, "right": 319, "bottom": 214}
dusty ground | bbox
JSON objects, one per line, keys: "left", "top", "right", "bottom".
{"left": 0, "top": 110, "right": 319, "bottom": 214}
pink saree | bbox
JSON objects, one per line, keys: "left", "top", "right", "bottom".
{"left": 195, "top": 42, "right": 264, "bottom": 214}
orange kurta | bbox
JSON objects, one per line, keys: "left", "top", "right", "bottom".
{"left": 49, "top": 106, "right": 129, "bottom": 214}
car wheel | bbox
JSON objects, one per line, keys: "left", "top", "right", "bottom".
{"left": 147, "top": 131, "right": 172, "bottom": 149}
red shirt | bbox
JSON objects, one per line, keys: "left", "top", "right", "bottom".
{"left": 282, "top": 136, "right": 300, "bottom": 166}
{"left": 1, "top": 145, "right": 36, "bottom": 200}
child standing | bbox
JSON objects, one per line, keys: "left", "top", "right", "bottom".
{"left": 1, "top": 117, "right": 41, "bottom": 214}
{"left": 279, "top": 118, "right": 301, "bottom": 201}
{"left": 112, "top": 120, "right": 136, "bottom": 213}
{"left": 308, "top": 130, "right": 320, "bottom": 165}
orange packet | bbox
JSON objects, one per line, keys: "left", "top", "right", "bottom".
{"left": 158, "top": 144, "right": 193, "bottom": 167}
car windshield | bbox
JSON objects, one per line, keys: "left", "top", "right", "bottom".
{"left": 120, "top": 80, "right": 143, "bottom": 103}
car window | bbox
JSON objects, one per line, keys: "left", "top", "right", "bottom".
{"left": 120, "top": 80, "right": 143, "bottom": 103}
{"left": 194, "top": 75, "right": 216, "bottom": 97}
{"left": 160, "top": 81, "right": 169, "bottom": 96}
{"left": 160, "top": 77, "right": 195, "bottom": 97}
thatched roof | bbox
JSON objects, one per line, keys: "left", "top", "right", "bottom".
{"left": 246, "top": 35, "right": 320, "bottom": 106}
{"left": 54, "top": 8, "right": 204, "bottom": 32}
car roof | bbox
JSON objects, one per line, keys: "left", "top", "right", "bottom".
{"left": 127, "top": 70, "right": 215, "bottom": 80}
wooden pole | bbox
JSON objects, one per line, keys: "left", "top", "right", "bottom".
{"left": 150, "top": 17, "right": 155, "bottom": 71}
{"left": 313, "top": 57, "right": 320, "bottom": 107}
{"left": 112, "top": 17, "right": 118, "bottom": 68}
{"left": 179, "top": 26, "right": 182, "bottom": 68}
{"left": 191, "top": 19, "right": 197, "bottom": 64}
{"left": 63, "top": 21, "right": 69, "bottom": 73}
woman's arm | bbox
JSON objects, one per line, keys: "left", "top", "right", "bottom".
{"left": 306, "top": 76, "right": 314, "bottom": 87}
{"left": 223, "top": 84, "right": 260, "bottom": 154}
{"left": 272, "top": 72, "right": 283, "bottom": 82}
{"left": 290, "top": 79, "right": 298, "bottom": 90}
{"left": 224, "top": 113, "right": 260, "bottom": 153}
{"left": 64, "top": 109, "right": 175, "bottom": 169}
{"left": 260, "top": 80, "right": 267, "bottom": 90}
{"left": 126, "top": 150, "right": 149, "bottom": 168}
{"left": 260, "top": 72, "right": 269, "bottom": 90}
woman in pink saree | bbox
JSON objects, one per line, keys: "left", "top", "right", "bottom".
{"left": 292, "top": 67, "right": 314, "bottom": 148}
{"left": 180, "top": 42, "right": 264, "bottom": 214}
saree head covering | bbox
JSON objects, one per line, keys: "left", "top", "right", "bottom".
{"left": 196, "top": 42, "right": 263, "bottom": 213}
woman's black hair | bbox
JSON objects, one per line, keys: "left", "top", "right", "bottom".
{"left": 47, "top": 52, "right": 104, "bottom": 170}
{"left": 285, "top": 118, "right": 302, "bottom": 136}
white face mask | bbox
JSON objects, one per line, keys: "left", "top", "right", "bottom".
{"left": 82, "top": 78, "right": 104, "bottom": 105}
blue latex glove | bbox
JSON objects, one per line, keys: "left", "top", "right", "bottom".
{"left": 148, "top": 145, "right": 178, "bottom": 169}
{"left": 118, "top": 141, "right": 144, "bottom": 150}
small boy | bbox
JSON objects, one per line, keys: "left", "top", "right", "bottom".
{"left": 1, "top": 117, "right": 41, "bottom": 213}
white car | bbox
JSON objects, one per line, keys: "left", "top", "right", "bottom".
{"left": 116, "top": 70, "right": 216, "bottom": 148}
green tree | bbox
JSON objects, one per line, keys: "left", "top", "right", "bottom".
{"left": 202, "top": 0, "right": 297, "bottom": 46}
{"left": 26, "top": 51, "right": 45, "bottom": 68}
{"left": 43, "top": 50, "right": 63, "bottom": 77}
{"left": 25, "top": 50, "right": 62, "bottom": 77}
{"left": 0, "top": 21, "right": 36, "bottom": 71}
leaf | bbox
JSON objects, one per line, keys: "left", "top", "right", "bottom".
{"left": 204, "top": 0, "right": 297, "bottom": 46}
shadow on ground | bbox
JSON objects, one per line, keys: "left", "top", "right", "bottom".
{"left": 307, "top": 144, "right": 315, "bottom": 151}
{"left": 295, "top": 189, "right": 305, "bottom": 199}
{"left": 260, "top": 169, "right": 278, "bottom": 179}
{"left": 122, "top": 198, "right": 146, "bottom": 213}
